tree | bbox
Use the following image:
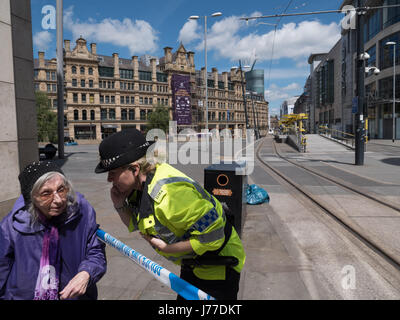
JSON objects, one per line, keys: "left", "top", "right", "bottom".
{"left": 145, "top": 104, "right": 170, "bottom": 134}
{"left": 35, "top": 91, "right": 58, "bottom": 143}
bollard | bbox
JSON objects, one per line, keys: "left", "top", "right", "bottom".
{"left": 204, "top": 162, "right": 247, "bottom": 237}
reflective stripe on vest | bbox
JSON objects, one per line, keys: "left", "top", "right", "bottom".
{"left": 149, "top": 176, "right": 224, "bottom": 245}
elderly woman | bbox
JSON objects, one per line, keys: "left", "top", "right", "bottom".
{"left": 0, "top": 161, "right": 106, "bottom": 300}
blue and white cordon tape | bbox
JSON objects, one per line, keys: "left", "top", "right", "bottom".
{"left": 96, "top": 229, "right": 215, "bottom": 300}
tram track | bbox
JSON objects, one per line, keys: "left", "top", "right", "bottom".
{"left": 255, "top": 137, "right": 400, "bottom": 275}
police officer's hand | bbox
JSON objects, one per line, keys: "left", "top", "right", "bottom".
{"left": 110, "top": 185, "right": 128, "bottom": 209}
{"left": 140, "top": 233, "right": 193, "bottom": 254}
{"left": 141, "top": 233, "right": 168, "bottom": 252}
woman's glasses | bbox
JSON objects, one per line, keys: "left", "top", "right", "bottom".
{"left": 38, "top": 185, "right": 69, "bottom": 204}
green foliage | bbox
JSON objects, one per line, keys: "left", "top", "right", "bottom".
{"left": 145, "top": 104, "right": 170, "bottom": 134}
{"left": 35, "top": 91, "right": 58, "bottom": 143}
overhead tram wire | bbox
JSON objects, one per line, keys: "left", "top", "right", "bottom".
{"left": 264, "top": 0, "right": 294, "bottom": 104}
{"left": 239, "top": 4, "right": 400, "bottom": 21}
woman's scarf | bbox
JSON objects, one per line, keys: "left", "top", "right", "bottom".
{"left": 33, "top": 214, "right": 61, "bottom": 300}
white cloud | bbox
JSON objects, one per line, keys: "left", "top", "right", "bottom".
{"left": 178, "top": 19, "right": 201, "bottom": 45}
{"left": 178, "top": 14, "right": 341, "bottom": 63}
{"left": 63, "top": 6, "right": 158, "bottom": 55}
{"left": 265, "top": 67, "right": 309, "bottom": 80}
{"left": 33, "top": 31, "right": 53, "bottom": 52}
{"left": 265, "top": 82, "right": 302, "bottom": 102}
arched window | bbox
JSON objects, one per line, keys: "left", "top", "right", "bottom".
{"left": 82, "top": 110, "right": 87, "bottom": 120}
{"left": 80, "top": 66, "right": 85, "bottom": 75}
{"left": 74, "top": 109, "right": 79, "bottom": 120}
{"left": 90, "top": 110, "right": 95, "bottom": 120}
{"left": 72, "top": 66, "right": 76, "bottom": 74}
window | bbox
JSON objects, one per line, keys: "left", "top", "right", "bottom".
{"left": 52, "top": 84, "right": 56, "bottom": 92}
{"left": 100, "top": 95, "right": 104, "bottom": 103}
{"left": 139, "top": 71, "right": 151, "bottom": 81}
{"left": 80, "top": 67, "right": 85, "bottom": 75}
{"left": 74, "top": 109, "right": 79, "bottom": 120}
{"left": 111, "top": 96, "right": 115, "bottom": 104}
{"left": 140, "top": 109, "right": 146, "bottom": 120}
{"left": 82, "top": 93, "right": 86, "bottom": 103}
{"left": 89, "top": 79, "right": 93, "bottom": 88}
{"left": 88, "top": 67, "right": 93, "bottom": 75}
{"left": 131, "top": 96, "right": 135, "bottom": 104}
{"left": 82, "top": 110, "right": 87, "bottom": 120}
{"left": 90, "top": 110, "right": 95, "bottom": 120}
{"left": 105, "top": 96, "right": 110, "bottom": 104}
{"left": 72, "top": 66, "right": 77, "bottom": 74}
{"left": 73, "top": 93, "right": 78, "bottom": 103}
{"left": 81, "top": 79, "right": 85, "bottom": 88}
{"left": 121, "top": 108, "right": 127, "bottom": 120}
{"left": 98, "top": 66, "right": 114, "bottom": 77}
{"left": 380, "top": 33, "right": 400, "bottom": 69}
{"left": 109, "top": 108, "right": 116, "bottom": 119}
{"left": 129, "top": 109, "right": 135, "bottom": 120}
{"left": 101, "top": 109, "right": 107, "bottom": 120}
{"left": 121, "top": 96, "right": 125, "bottom": 104}
{"left": 72, "top": 79, "right": 77, "bottom": 87}
{"left": 157, "top": 72, "right": 167, "bottom": 82}
{"left": 120, "top": 69, "right": 133, "bottom": 79}
{"left": 383, "top": 0, "right": 400, "bottom": 29}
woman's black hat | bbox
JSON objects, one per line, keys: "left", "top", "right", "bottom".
{"left": 95, "top": 129, "right": 154, "bottom": 173}
{"left": 18, "top": 161, "right": 64, "bottom": 207}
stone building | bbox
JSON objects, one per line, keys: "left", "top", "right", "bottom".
{"left": 34, "top": 38, "right": 269, "bottom": 141}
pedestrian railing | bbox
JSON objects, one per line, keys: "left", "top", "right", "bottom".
{"left": 318, "top": 126, "right": 356, "bottom": 148}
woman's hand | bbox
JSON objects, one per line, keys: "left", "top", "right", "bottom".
{"left": 59, "top": 271, "right": 90, "bottom": 300}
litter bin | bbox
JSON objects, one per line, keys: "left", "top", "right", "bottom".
{"left": 204, "top": 161, "right": 247, "bottom": 238}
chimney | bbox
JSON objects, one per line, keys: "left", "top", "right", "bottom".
{"left": 64, "top": 40, "right": 70, "bottom": 52}
{"left": 222, "top": 72, "right": 228, "bottom": 90}
{"left": 200, "top": 67, "right": 206, "bottom": 88}
{"left": 38, "top": 51, "right": 45, "bottom": 68}
{"left": 212, "top": 67, "right": 218, "bottom": 88}
{"left": 90, "top": 43, "right": 97, "bottom": 55}
{"left": 113, "top": 53, "right": 119, "bottom": 78}
{"left": 132, "top": 56, "right": 139, "bottom": 80}
{"left": 151, "top": 58, "right": 157, "bottom": 81}
{"left": 164, "top": 47, "right": 172, "bottom": 63}
{"left": 187, "top": 51, "right": 194, "bottom": 67}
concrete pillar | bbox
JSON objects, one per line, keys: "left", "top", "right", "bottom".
{"left": 0, "top": 0, "right": 38, "bottom": 218}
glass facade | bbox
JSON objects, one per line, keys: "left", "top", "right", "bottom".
{"left": 245, "top": 69, "right": 264, "bottom": 95}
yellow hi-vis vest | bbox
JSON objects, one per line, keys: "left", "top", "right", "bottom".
{"left": 127, "top": 163, "right": 245, "bottom": 280}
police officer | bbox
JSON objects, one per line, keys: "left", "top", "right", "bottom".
{"left": 95, "top": 129, "right": 245, "bottom": 300}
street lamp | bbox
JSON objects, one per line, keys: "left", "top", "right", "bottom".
{"left": 385, "top": 41, "right": 396, "bottom": 142}
{"left": 189, "top": 12, "right": 222, "bottom": 132}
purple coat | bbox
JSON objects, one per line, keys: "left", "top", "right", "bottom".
{"left": 0, "top": 192, "right": 107, "bottom": 300}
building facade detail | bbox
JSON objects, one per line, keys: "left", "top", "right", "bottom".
{"left": 34, "top": 38, "right": 269, "bottom": 141}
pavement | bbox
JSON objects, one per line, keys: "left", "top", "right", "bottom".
{"left": 35, "top": 135, "right": 400, "bottom": 300}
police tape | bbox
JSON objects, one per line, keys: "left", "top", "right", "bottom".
{"left": 96, "top": 228, "right": 215, "bottom": 300}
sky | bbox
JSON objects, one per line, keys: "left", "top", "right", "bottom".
{"left": 31, "top": 0, "right": 345, "bottom": 116}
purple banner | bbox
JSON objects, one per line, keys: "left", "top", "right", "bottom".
{"left": 171, "top": 74, "right": 192, "bottom": 125}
